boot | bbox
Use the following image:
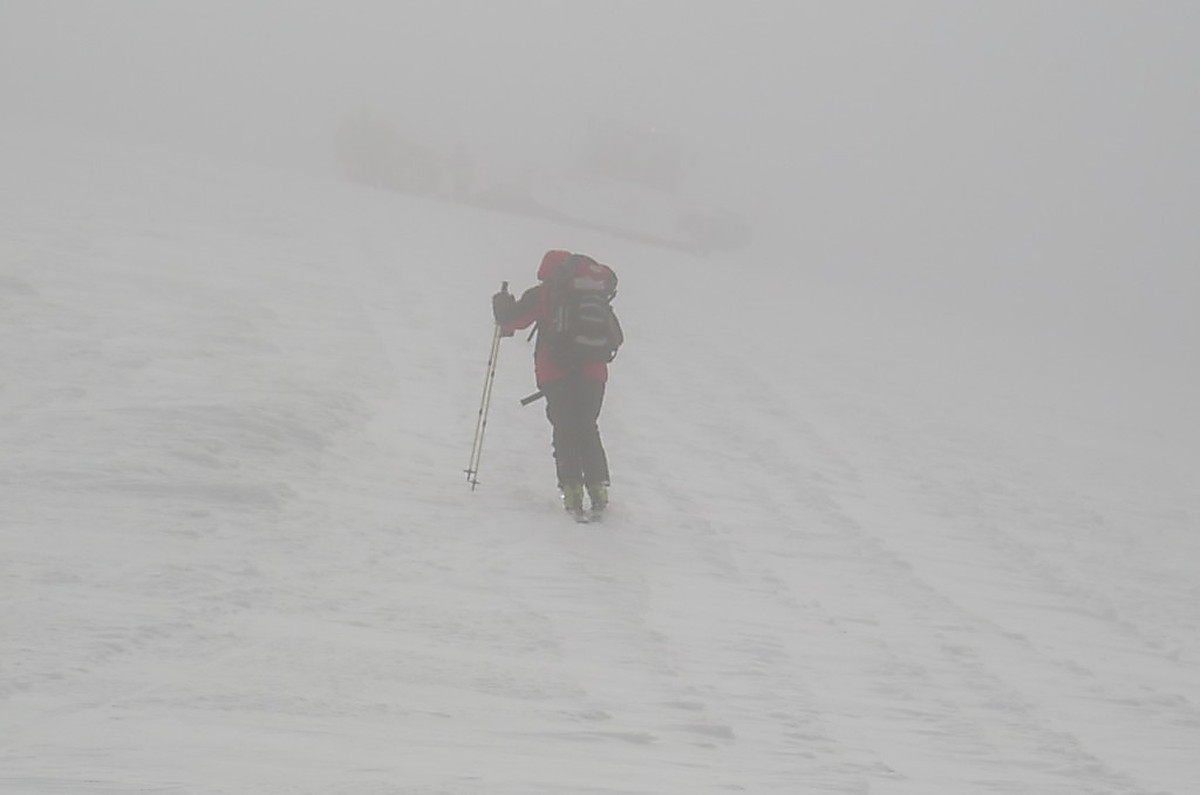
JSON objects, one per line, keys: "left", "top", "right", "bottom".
{"left": 561, "top": 484, "right": 585, "bottom": 514}
{"left": 586, "top": 482, "right": 608, "bottom": 514}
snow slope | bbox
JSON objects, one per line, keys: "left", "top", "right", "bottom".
{"left": 3, "top": 126, "right": 1198, "bottom": 794}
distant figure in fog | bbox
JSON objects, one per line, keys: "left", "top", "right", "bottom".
{"left": 492, "top": 249, "right": 623, "bottom": 520}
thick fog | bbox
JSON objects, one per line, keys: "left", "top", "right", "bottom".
{"left": 4, "top": 1, "right": 1197, "bottom": 409}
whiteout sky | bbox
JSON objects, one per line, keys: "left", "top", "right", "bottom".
{"left": 3, "top": 1, "right": 1197, "bottom": 402}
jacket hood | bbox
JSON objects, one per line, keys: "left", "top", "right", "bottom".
{"left": 537, "top": 249, "right": 571, "bottom": 281}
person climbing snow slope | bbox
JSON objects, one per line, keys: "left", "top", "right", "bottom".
{"left": 492, "top": 249, "right": 623, "bottom": 520}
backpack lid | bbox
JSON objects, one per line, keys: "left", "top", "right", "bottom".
{"left": 555, "top": 253, "right": 616, "bottom": 294}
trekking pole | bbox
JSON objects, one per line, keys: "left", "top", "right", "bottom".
{"left": 520, "top": 389, "right": 545, "bottom": 406}
{"left": 465, "top": 281, "right": 507, "bottom": 489}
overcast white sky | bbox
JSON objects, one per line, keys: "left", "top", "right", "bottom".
{"left": 4, "top": 1, "right": 1198, "bottom": 362}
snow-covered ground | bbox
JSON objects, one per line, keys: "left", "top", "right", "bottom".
{"left": 3, "top": 125, "right": 1198, "bottom": 794}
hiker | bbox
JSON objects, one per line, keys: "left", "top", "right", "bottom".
{"left": 492, "top": 249, "right": 623, "bottom": 517}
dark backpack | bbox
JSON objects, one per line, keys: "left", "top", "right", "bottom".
{"left": 543, "top": 254, "right": 623, "bottom": 368}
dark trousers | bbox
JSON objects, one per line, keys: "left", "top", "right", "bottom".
{"left": 543, "top": 377, "right": 609, "bottom": 489}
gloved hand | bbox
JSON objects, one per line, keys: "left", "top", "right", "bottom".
{"left": 492, "top": 289, "right": 515, "bottom": 334}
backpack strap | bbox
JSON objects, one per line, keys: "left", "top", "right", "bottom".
{"left": 527, "top": 280, "right": 551, "bottom": 342}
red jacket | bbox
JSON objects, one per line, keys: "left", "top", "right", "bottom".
{"left": 496, "top": 250, "right": 608, "bottom": 388}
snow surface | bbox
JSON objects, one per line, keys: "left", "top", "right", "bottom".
{"left": 3, "top": 126, "right": 1199, "bottom": 794}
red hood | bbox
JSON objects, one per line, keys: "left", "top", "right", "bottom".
{"left": 537, "top": 249, "right": 571, "bottom": 281}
